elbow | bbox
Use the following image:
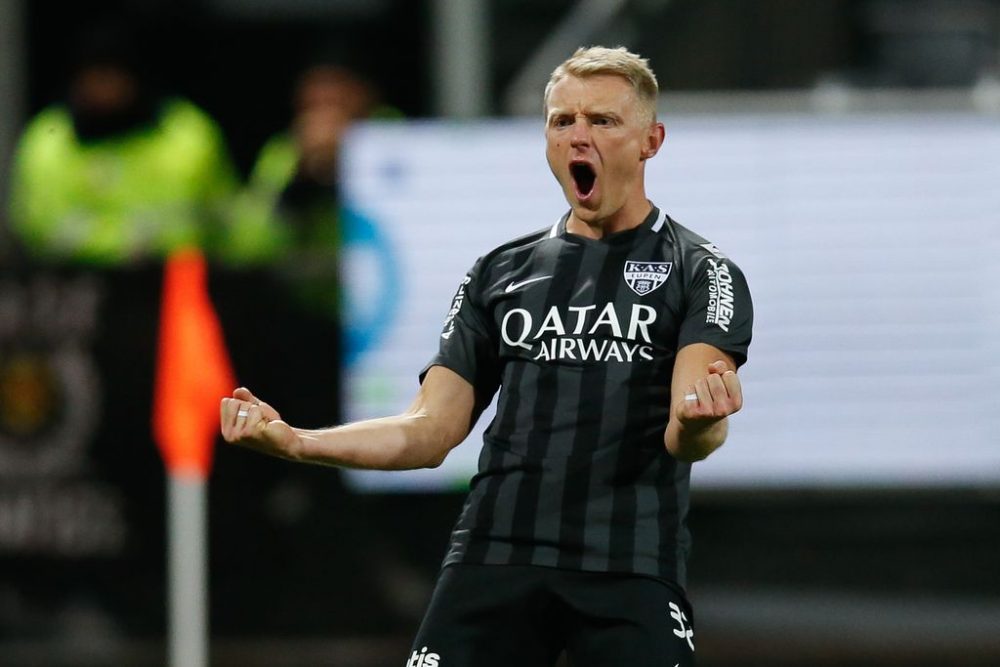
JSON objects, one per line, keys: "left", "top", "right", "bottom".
{"left": 401, "top": 407, "right": 468, "bottom": 470}
{"left": 421, "top": 426, "right": 468, "bottom": 469}
{"left": 424, "top": 456, "right": 446, "bottom": 469}
{"left": 422, "top": 448, "right": 448, "bottom": 469}
{"left": 411, "top": 430, "right": 460, "bottom": 470}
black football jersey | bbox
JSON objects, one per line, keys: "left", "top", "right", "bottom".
{"left": 422, "top": 206, "right": 753, "bottom": 586}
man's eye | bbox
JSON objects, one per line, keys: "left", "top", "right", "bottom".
{"left": 593, "top": 117, "right": 612, "bottom": 126}
{"left": 554, "top": 117, "right": 572, "bottom": 127}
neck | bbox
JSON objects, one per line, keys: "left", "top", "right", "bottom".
{"left": 566, "top": 196, "right": 652, "bottom": 240}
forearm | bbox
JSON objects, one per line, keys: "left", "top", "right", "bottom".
{"left": 223, "top": 368, "right": 475, "bottom": 472}
{"left": 665, "top": 417, "right": 728, "bottom": 463}
{"left": 292, "top": 411, "right": 451, "bottom": 470}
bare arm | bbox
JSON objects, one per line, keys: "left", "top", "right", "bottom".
{"left": 665, "top": 343, "right": 744, "bottom": 462}
{"left": 220, "top": 365, "right": 477, "bottom": 470}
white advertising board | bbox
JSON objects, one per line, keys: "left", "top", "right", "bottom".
{"left": 339, "top": 114, "right": 1000, "bottom": 491}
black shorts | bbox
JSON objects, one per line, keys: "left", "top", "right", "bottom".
{"left": 406, "top": 563, "right": 697, "bottom": 667}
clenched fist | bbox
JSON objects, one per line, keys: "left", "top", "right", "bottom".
{"left": 674, "top": 360, "right": 743, "bottom": 426}
{"left": 220, "top": 387, "right": 302, "bottom": 460}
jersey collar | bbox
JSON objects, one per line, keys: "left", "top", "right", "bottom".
{"left": 549, "top": 205, "right": 665, "bottom": 244}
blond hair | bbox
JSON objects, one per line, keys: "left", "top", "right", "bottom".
{"left": 543, "top": 46, "right": 659, "bottom": 122}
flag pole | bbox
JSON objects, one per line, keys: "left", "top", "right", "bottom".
{"left": 153, "top": 249, "right": 235, "bottom": 667}
{"left": 168, "top": 472, "right": 208, "bottom": 667}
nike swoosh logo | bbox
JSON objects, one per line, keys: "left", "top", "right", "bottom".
{"left": 504, "top": 276, "right": 552, "bottom": 293}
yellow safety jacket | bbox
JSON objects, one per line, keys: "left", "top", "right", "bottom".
{"left": 9, "top": 98, "right": 238, "bottom": 265}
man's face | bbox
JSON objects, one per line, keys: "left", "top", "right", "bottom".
{"left": 296, "top": 67, "right": 373, "bottom": 121}
{"left": 71, "top": 65, "right": 138, "bottom": 115}
{"left": 545, "top": 74, "right": 662, "bottom": 226}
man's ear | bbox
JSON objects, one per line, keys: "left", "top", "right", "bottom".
{"left": 640, "top": 122, "right": 666, "bottom": 161}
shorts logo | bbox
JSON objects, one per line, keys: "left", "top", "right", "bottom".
{"left": 406, "top": 646, "right": 440, "bottom": 667}
{"left": 623, "top": 261, "right": 672, "bottom": 296}
{"left": 669, "top": 601, "right": 695, "bottom": 651}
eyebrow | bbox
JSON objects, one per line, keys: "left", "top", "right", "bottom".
{"left": 546, "top": 109, "right": 623, "bottom": 122}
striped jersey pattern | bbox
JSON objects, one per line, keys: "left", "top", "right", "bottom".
{"left": 423, "top": 206, "right": 753, "bottom": 588}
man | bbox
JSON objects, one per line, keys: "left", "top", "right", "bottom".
{"left": 222, "top": 46, "right": 752, "bottom": 666}
{"left": 224, "top": 61, "right": 400, "bottom": 267}
{"left": 8, "top": 21, "right": 237, "bottom": 265}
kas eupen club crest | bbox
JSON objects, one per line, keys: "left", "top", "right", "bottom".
{"left": 623, "top": 261, "right": 672, "bottom": 296}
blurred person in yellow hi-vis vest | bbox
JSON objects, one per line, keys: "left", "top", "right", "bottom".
{"left": 7, "top": 21, "right": 238, "bottom": 266}
{"left": 224, "top": 59, "right": 401, "bottom": 314}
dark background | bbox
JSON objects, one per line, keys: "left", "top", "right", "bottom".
{"left": 24, "top": 0, "right": 998, "bottom": 172}
{"left": 4, "top": 1, "right": 1000, "bottom": 665}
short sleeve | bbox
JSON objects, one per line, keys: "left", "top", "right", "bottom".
{"left": 420, "top": 260, "right": 501, "bottom": 414}
{"left": 677, "top": 251, "right": 754, "bottom": 367}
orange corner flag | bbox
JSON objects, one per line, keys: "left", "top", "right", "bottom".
{"left": 153, "top": 250, "right": 235, "bottom": 479}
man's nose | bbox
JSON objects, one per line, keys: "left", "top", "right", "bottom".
{"left": 569, "top": 118, "right": 590, "bottom": 146}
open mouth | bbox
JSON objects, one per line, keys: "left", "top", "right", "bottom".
{"left": 570, "top": 162, "right": 596, "bottom": 198}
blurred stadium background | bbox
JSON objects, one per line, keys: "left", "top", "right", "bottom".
{"left": 1, "top": 1, "right": 999, "bottom": 665}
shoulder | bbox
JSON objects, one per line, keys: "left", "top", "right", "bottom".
{"left": 471, "top": 224, "right": 555, "bottom": 275}
{"left": 663, "top": 216, "right": 720, "bottom": 256}
{"left": 12, "top": 107, "right": 78, "bottom": 173}
{"left": 257, "top": 132, "right": 296, "bottom": 163}
{"left": 159, "top": 98, "right": 225, "bottom": 139}
{"left": 18, "top": 106, "right": 74, "bottom": 145}
{"left": 662, "top": 216, "right": 745, "bottom": 273}
{"left": 160, "top": 97, "right": 214, "bottom": 122}
{"left": 250, "top": 132, "right": 297, "bottom": 188}
{"left": 156, "top": 98, "right": 234, "bottom": 169}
